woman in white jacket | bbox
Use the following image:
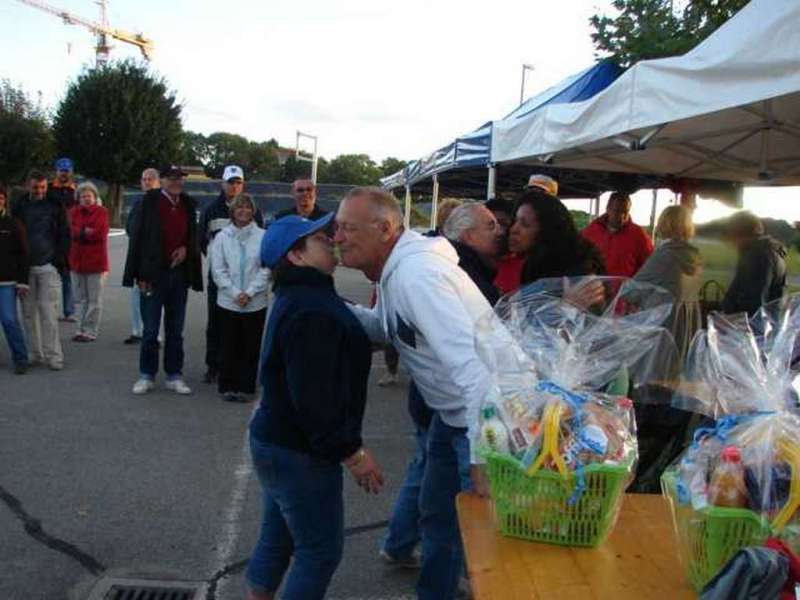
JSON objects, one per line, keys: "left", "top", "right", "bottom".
{"left": 210, "top": 194, "right": 269, "bottom": 402}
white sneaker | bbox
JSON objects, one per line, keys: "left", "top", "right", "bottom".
{"left": 378, "top": 372, "right": 399, "bottom": 387}
{"left": 132, "top": 378, "right": 155, "bottom": 395}
{"left": 165, "top": 378, "right": 192, "bottom": 395}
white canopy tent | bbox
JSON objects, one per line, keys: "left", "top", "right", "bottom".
{"left": 491, "top": 0, "right": 800, "bottom": 189}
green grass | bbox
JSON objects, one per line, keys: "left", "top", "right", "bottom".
{"left": 693, "top": 237, "right": 800, "bottom": 293}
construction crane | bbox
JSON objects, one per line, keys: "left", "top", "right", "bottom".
{"left": 15, "top": 0, "right": 154, "bottom": 66}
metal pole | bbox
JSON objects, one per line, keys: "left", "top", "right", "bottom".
{"left": 311, "top": 136, "right": 319, "bottom": 185}
{"left": 519, "top": 64, "right": 534, "bottom": 106}
{"left": 649, "top": 189, "right": 658, "bottom": 241}
{"left": 404, "top": 186, "right": 411, "bottom": 230}
{"left": 486, "top": 165, "right": 496, "bottom": 201}
{"left": 430, "top": 174, "right": 440, "bottom": 232}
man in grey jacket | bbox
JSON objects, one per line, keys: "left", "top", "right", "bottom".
{"left": 335, "top": 186, "right": 490, "bottom": 600}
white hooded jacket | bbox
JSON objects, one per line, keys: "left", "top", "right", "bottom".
{"left": 349, "top": 230, "right": 494, "bottom": 462}
{"left": 210, "top": 222, "right": 269, "bottom": 312}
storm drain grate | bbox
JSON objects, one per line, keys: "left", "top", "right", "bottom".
{"left": 105, "top": 584, "right": 199, "bottom": 600}
{"left": 87, "top": 577, "right": 205, "bottom": 600}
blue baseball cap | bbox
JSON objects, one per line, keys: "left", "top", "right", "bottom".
{"left": 261, "top": 213, "right": 335, "bottom": 268}
{"left": 55, "top": 157, "right": 74, "bottom": 172}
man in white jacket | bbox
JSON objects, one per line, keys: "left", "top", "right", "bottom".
{"left": 334, "top": 186, "right": 491, "bottom": 600}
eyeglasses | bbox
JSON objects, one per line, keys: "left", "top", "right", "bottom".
{"left": 295, "top": 187, "right": 314, "bottom": 193}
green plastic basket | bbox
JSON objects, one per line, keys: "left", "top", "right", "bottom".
{"left": 484, "top": 450, "right": 631, "bottom": 547}
{"left": 661, "top": 469, "right": 771, "bottom": 591}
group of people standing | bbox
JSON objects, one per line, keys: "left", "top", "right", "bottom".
{"left": 0, "top": 159, "right": 110, "bottom": 374}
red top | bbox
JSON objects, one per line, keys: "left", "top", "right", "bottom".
{"left": 68, "top": 204, "right": 109, "bottom": 273}
{"left": 581, "top": 216, "right": 654, "bottom": 278}
{"left": 158, "top": 191, "right": 188, "bottom": 265}
{"left": 494, "top": 254, "right": 525, "bottom": 296}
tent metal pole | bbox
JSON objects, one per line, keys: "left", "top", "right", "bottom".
{"left": 430, "top": 174, "right": 440, "bottom": 231}
{"left": 649, "top": 189, "right": 658, "bottom": 241}
{"left": 404, "top": 185, "right": 411, "bottom": 230}
{"left": 487, "top": 165, "right": 496, "bottom": 200}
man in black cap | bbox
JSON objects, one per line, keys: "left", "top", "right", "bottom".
{"left": 198, "top": 165, "right": 264, "bottom": 383}
{"left": 123, "top": 166, "right": 203, "bottom": 396}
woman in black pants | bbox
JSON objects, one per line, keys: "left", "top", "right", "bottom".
{"left": 210, "top": 194, "right": 268, "bottom": 401}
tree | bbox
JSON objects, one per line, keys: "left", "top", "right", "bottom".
{"left": 53, "top": 60, "right": 183, "bottom": 225}
{"left": 0, "top": 80, "right": 54, "bottom": 183}
{"left": 247, "top": 138, "right": 282, "bottom": 180}
{"left": 589, "top": 0, "right": 748, "bottom": 67}
{"left": 321, "top": 153, "right": 382, "bottom": 185}
{"left": 380, "top": 157, "right": 407, "bottom": 178}
{"left": 179, "top": 130, "right": 211, "bottom": 168}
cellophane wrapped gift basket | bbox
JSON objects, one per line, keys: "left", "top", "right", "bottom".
{"left": 474, "top": 277, "right": 677, "bottom": 547}
{"left": 661, "top": 297, "right": 800, "bottom": 590}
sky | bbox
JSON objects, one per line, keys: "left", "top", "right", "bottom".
{"left": 1, "top": 0, "right": 798, "bottom": 224}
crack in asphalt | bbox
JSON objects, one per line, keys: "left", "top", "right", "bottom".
{"left": 0, "top": 483, "right": 107, "bottom": 576}
{"left": 204, "top": 519, "right": 390, "bottom": 599}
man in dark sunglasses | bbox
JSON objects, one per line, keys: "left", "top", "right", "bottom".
{"left": 275, "top": 178, "right": 329, "bottom": 221}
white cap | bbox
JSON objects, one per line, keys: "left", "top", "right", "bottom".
{"left": 223, "top": 165, "right": 245, "bottom": 182}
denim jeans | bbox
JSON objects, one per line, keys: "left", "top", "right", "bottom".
{"left": 417, "top": 412, "right": 473, "bottom": 600}
{"left": 139, "top": 269, "right": 188, "bottom": 379}
{"left": 129, "top": 286, "right": 143, "bottom": 337}
{"left": 246, "top": 433, "right": 344, "bottom": 600}
{"left": 61, "top": 270, "right": 74, "bottom": 318}
{"left": 382, "top": 426, "right": 428, "bottom": 560}
{"left": 0, "top": 286, "right": 28, "bottom": 366}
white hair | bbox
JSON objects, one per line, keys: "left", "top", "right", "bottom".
{"left": 443, "top": 202, "right": 482, "bottom": 242}
{"left": 345, "top": 186, "right": 403, "bottom": 231}
{"left": 75, "top": 181, "right": 102, "bottom": 206}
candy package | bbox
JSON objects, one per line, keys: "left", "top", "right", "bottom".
{"left": 662, "top": 296, "right": 800, "bottom": 589}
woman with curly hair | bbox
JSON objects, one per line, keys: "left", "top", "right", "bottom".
{"left": 508, "top": 188, "right": 605, "bottom": 288}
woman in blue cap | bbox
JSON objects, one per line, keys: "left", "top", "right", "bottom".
{"left": 246, "top": 213, "right": 384, "bottom": 600}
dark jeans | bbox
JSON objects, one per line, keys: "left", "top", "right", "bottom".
{"left": 246, "top": 434, "right": 344, "bottom": 600}
{"left": 139, "top": 269, "right": 188, "bottom": 379}
{"left": 205, "top": 277, "right": 219, "bottom": 371}
{"left": 218, "top": 306, "right": 266, "bottom": 394}
{"left": 417, "top": 413, "right": 472, "bottom": 600}
{"left": 0, "top": 286, "right": 28, "bottom": 366}
{"left": 383, "top": 426, "right": 428, "bottom": 560}
{"left": 61, "top": 270, "right": 74, "bottom": 317}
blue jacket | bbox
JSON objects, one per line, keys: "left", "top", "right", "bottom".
{"left": 250, "top": 265, "right": 371, "bottom": 462}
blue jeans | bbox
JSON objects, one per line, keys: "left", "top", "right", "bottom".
{"left": 0, "top": 286, "right": 28, "bottom": 366}
{"left": 129, "top": 286, "right": 142, "bottom": 336}
{"left": 139, "top": 269, "right": 188, "bottom": 379}
{"left": 417, "top": 413, "right": 473, "bottom": 600}
{"left": 246, "top": 433, "right": 344, "bottom": 600}
{"left": 382, "top": 426, "right": 428, "bottom": 560}
{"left": 61, "top": 271, "right": 74, "bottom": 317}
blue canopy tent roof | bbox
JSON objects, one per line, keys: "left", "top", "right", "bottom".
{"left": 382, "top": 61, "right": 626, "bottom": 196}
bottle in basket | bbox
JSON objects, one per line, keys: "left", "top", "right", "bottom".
{"left": 708, "top": 446, "right": 748, "bottom": 509}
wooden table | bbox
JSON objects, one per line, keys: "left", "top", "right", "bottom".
{"left": 457, "top": 493, "right": 695, "bottom": 599}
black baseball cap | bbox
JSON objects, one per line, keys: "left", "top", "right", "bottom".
{"left": 160, "top": 165, "right": 187, "bottom": 178}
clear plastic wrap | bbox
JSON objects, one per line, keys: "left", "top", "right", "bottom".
{"left": 474, "top": 276, "right": 677, "bottom": 546}
{"left": 662, "top": 296, "right": 800, "bottom": 590}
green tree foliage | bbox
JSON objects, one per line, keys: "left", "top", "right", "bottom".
{"left": 590, "top": 0, "right": 748, "bottom": 67}
{"left": 380, "top": 157, "right": 407, "bottom": 178}
{"left": 0, "top": 80, "right": 54, "bottom": 183}
{"left": 53, "top": 61, "right": 183, "bottom": 225}
{"left": 320, "top": 153, "right": 382, "bottom": 185}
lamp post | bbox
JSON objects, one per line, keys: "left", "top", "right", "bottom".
{"left": 520, "top": 63, "right": 535, "bottom": 105}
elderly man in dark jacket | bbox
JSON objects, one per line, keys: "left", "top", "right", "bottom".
{"left": 722, "top": 211, "right": 787, "bottom": 316}
{"left": 198, "top": 165, "right": 264, "bottom": 383}
{"left": 123, "top": 166, "right": 203, "bottom": 396}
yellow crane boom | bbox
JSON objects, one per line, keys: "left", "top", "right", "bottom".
{"left": 15, "top": 0, "right": 154, "bottom": 65}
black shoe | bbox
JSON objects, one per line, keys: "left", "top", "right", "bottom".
{"left": 203, "top": 368, "right": 218, "bottom": 384}
{"left": 14, "top": 364, "right": 27, "bottom": 375}
{"left": 222, "top": 392, "right": 238, "bottom": 402}
{"left": 124, "top": 335, "right": 142, "bottom": 345}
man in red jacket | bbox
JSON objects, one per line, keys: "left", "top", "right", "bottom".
{"left": 582, "top": 192, "right": 653, "bottom": 278}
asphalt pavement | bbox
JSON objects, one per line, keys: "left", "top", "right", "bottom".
{"left": 0, "top": 234, "right": 419, "bottom": 600}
